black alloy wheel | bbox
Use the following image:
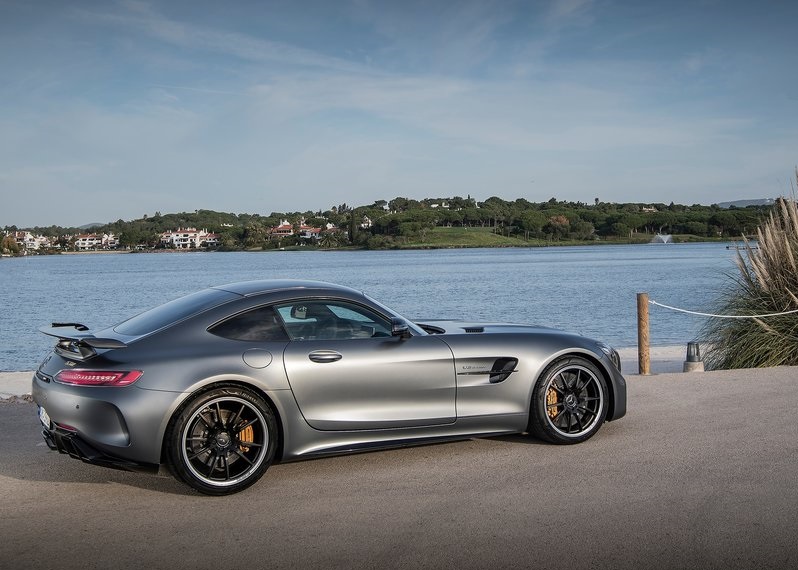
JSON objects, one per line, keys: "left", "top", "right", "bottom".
{"left": 529, "top": 356, "right": 607, "bottom": 444}
{"left": 166, "top": 385, "right": 277, "bottom": 495}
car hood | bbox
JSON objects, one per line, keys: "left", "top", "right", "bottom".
{"left": 415, "top": 319, "right": 565, "bottom": 336}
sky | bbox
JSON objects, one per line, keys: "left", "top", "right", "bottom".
{"left": 1, "top": 0, "right": 797, "bottom": 228}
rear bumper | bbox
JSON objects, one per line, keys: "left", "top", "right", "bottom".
{"left": 32, "top": 368, "right": 183, "bottom": 465}
{"left": 41, "top": 424, "right": 158, "bottom": 473}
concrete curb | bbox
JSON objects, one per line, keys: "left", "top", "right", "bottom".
{"left": 0, "top": 371, "right": 33, "bottom": 400}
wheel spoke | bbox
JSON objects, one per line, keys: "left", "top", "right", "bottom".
{"left": 566, "top": 372, "right": 578, "bottom": 390}
{"left": 573, "top": 370, "right": 585, "bottom": 391}
{"left": 205, "top": 451, "right": 218, "bottom": 477}
{"left": 221, "top": 454, "right": 230, "bottom": 481}
{"left": 573, "top": 413, "right": 584, "bottom": 433}
{"left": 237, "top": 418, "right": 260, "bottom": 431}
{"left": 230, "top": 404, "right": 247, "bottom": 430}
{"left": 215, "top": 402, "right": 224, "bottom": 426}
{"left": 197, "top": 412, "right": 213, "bottom": 430}
{"left": 563, "top": 410, "right": 573, "bottom": 431}
{"left": 187, "top": 445, "right": 211, "bottom": 461}
{"left": 230, "top": 447, "right": 255, "bottom": 466}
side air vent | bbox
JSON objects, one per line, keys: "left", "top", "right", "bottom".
{"left": 489, "top": 358, "right": 518, "bottom": 383}
{"left": 456, "top": 357, "right": 518, "bottom": 385}
{"left": 463, "top": 327, "right": 484, "bottom": 333}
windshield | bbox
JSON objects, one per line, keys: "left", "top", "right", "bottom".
{"left": 363, "top": 292, "right": 427, "bottom": 336}
{"left": 114, "top": 288, "right": 237, "bottom": 336}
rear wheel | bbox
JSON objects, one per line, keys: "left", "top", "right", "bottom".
{"left": 529, "top": 356, "right": 607, "bottom": 444}
{"left": 166, "top": 386, "right": 277, "bottom": 495}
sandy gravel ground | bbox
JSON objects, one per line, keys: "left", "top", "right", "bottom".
{"left": 1, "top": 366, "right": 797, "bottom": 569}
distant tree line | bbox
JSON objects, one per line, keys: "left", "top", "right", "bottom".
{"left": 3, "top": 197, "right": 774, "bottom": 252}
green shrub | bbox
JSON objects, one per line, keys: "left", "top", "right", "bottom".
{"left": 703, "top": 179, "right": 798, "bottom": 369}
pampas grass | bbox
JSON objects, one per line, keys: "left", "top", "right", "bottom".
{"left": 702, "top": 171, "right": 798, "bottom": 369}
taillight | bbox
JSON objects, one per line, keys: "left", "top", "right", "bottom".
{"left": 54, "top": 369, "right": 143, "bottom": 387}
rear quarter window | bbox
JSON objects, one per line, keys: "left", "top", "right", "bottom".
{"left": 209, "top": 306, "right": 289, "bottom": 342}
{"left": 114, "top": 289, "right": 236, "bottom": 336}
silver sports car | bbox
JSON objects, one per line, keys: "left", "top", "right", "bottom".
{"left": 33, "top": 280, "right": 626, "bottom": 495}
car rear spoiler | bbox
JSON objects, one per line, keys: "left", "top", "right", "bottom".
{"left": 40, "top": 323, "right": 128, "bottom": 359}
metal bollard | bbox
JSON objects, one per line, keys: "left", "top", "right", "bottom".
{"left": 683, "top": 341, "right": 704, "bottom": 372}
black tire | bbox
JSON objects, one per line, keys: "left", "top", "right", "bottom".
{"left": 165, "top": 385, "right": 277, "bottom": 495}
{"left": 529, "top": 356, "right": 608, "bottom": 444}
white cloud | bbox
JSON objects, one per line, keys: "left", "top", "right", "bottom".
{"left": 74, "top": 1, "right": 369, "bottom": 73}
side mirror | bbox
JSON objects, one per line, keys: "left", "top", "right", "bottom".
{"left": 291, "top": 305, "right": 308, "bottom": 320}
{"left": 390, "top": 317, "right": 411, "bottom": 339}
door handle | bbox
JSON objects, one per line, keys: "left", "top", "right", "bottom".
{"left": 308, "top": 350, "right": 343, "bottom": 363}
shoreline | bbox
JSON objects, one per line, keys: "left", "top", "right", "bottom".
{"left": 2, "top": 237, "right": 738, "bottom": 258}
{"left": 617, "top": 345, "right": 686, "bottom": 374}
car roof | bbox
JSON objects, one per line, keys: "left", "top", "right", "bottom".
{"left": 211, "top": 279, "right": 360, "bottom": 298}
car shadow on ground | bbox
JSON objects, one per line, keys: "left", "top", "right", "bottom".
{"left": 490, "top": 433, "right": 548, "bottom": 445}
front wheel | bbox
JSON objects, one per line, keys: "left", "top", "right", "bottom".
{"left": 529, "top": 356, "right": 608, "bottom": 444}
{"left": 166, "top": 385, "right": 277, "bottom": 495}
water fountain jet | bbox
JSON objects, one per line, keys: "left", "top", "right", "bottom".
{"left": 651, "top": 234, "right": 672, "bottom": 244}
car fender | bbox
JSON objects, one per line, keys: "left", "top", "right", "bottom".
{"left": 528, "top": 347, "right": 625, "bottom": 422}
{"left": 150, "top": 371, "right": 295, "bottom": 464}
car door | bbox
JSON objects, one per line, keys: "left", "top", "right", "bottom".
{"left": 278, "top": 300, "right": 456, "bottom": 431}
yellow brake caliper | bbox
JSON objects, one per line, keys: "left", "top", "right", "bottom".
{"left": 239, "top": 425, "right": 254, "bottom": 452}
{"left": 546, "top": 386, "right": 559, "bottom": 419}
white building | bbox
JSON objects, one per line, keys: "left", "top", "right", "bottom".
{"left": 160, "top": 228, "right": 220, "bottom": 249}
{"left": 74, "top": 233, "right": 117, "bottom": 250}
{"left": 270, "top": 219, "right": 330, "bottom": 240}
{"left": 269, "top": 220, "right": 294, "bottom": 238}
{"left": 11, "top": 231, "right": 52, "bottom": 251}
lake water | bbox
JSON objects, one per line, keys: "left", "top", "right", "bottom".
{"left": 0, "top": 243, "right": 741, "bottom": 371}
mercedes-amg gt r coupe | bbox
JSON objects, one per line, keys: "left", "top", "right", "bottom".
{"left": 33, "top": 280, "right": 626, "bottom": 495}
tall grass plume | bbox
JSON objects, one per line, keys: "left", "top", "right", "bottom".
{"left": 703, "top": 171, "right": 798, "bottom": 369}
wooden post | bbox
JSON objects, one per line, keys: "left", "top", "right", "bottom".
{"left": 637, "top": 292, "right": 650, "bottom": 375}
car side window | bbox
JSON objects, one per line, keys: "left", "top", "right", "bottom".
{"left": 209, "top": 306, "right": 289, "bottom": 342}
{"left": 275, "top": 301, "right": 392, "bottom": 340}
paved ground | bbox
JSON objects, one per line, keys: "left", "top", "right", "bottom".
{"left": 2, "top": 367, "right": 797, "bottom": 570}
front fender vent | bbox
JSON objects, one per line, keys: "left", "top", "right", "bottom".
{"left": 463, "top": 327, "right": 484, "bottom": 333}
{"left": 457, "top": 357, "right": 518, "bottom": 384}
{"left": 489, "top": 358, "right": 518, "bottom": 383}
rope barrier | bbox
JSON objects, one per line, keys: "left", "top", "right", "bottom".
{"left": 649, "top": 299, "right": 798, "bottom": 319}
